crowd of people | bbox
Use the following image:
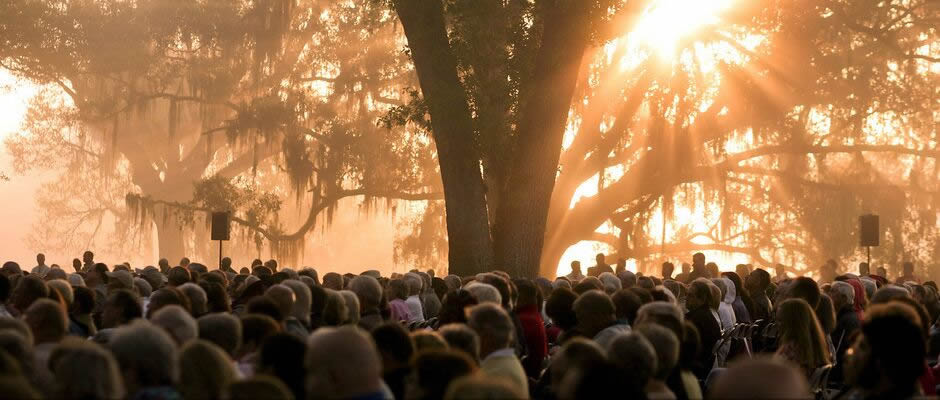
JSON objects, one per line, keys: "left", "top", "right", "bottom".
{"left": 0, "top": 250, "right": 936, "bottom": 400}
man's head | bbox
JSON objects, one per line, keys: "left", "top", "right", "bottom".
{"left": 306, "top": 326, "right": 382, "bottom": 399}
{"left": 692, "top": 252, "right": 706, "bottom": 268}
{"left": 109, "top": 320, "right": 178, "bottom": 395}
{"left": 82, "top": 251, "right": 94, "bottom": 264}
{"left": 87, "top": 263, "right": 110, "bottom": 286}
{"left": 221, "top": 257, "right": 232, "bottom": 270}
{"left": 686, "top": 279, "right": 714, "bottom": 311}
{"left": 661, "top": 262, "right": 674, "bottom": 279}
{"left": 635, "top": 323, "right": 679, "bottom": 381}
{"left": 265, "top": 284, "right": 296, "bottom": 319}
{"left": 179, "top": 257, "right": 191, "bottom": 268}
{"left": 846, "top": 302, "right": 925, "bottom": 398}
{"left": 829, "top": 281, "right": 856, "bottom": 311}
{"left": 788, "top": 276, "right": 821, "bottom": 308}
{"left": 349, "top": 275, "right": 382, "bottom": 312}
{"left": 10, "top": 275, "right": 48, "bottom": 314}
{"left": 102, "top": 289, "right": 142, "bottom": 329}
{"left": 573, "top": 290, "right": 616, "bottom": 338}
{"left": 150, "top": 305, "right": 198, "bottom": 345}
{"left": 902, "top": 261, "right": 914, "bottom": 276}
{"left": 774, "top": 263, "right": 786, "bottom": 277}
{"left": 198, "top": 313, "right": 242, "bottom": 357}
{"left": 36, "top": 253, "right": 45, "bottom": 265}
{"left": 570, "top": 261, "right": 581, "bottom": 275}
{"left": 595, "top": 253, "right": 606, "bottom": 265}
{"left": 23, "top": 298, "right": 67, "bottom": 344}
{"left": 876, "top": 266, "right": 887, "bottom": 277}
{"left": 709, "top": 357, "right": 810, "bottom": 399}
{"left": 467, "top": 303, "right": 514, "bottom": 358}
{"left": 608, "top": 332, "right": 657, "bottom": 387}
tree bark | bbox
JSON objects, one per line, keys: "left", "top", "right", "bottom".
{"left": 492, "top": 3, "right": 591, "bottom": 278}
{"left": 392, "top": 0, "right": 494, "bottom": 277}
{"left": 155, "top": 205, "right": 186, "bottom": 263}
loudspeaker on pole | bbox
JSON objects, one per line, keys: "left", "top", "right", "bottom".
{"left": 859, "top": 214, "right": 879, "bottom": 247}
{"left": 211, "top": 212, "right": 231, "bottom": 241}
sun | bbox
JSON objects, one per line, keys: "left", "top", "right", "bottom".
{"left": 631, "top": 0, "right": 734, "bottom": 58}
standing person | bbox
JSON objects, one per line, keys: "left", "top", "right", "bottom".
{"left": 82, "top": 251, "right": 95, "bottom": 272}
{"left": 675, "top": 263, "right": 692, "bottom": 283}
{"left": 662, "top": 262, "right": 675, "bottom": 281}
{"left": 685, "top": 279, "right": 721, "bottom": 378}
{"left": 688, "top": 253, "right": 710, "bottom": 281}
{"left": 615, "top": 258, "right": 627, "bottom": 275}
{"left": 31, "top": 253, "right": 49, "bottom": 278}
{"left": 587, "top": 253, "right": 613, "bottom": 277}
{"left": 774, "top": 263, "right": 788, "bottom": 282}
{"left": 858, "top": 262, "right": 870, "bottom": 277}
{"left": 774, "top": 299, "right": 831, "bottom": 376}
{"left": 565, "top": 261, "right": 585, "bottom": 282}
{"left": 897, "top": 261, "right": 919, "bottom": 284}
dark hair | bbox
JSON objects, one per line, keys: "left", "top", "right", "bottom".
{"left": 789, "top": 277, "right": 821, "bottom": 308}
{"left": 431, "top": 278, "right": 448, "bottom": 300}
{"left": 71, "top": 285, "right": 96, "bottom": 314}
{"left": 199, "top": 281, "right": 232, "bottom": 314}
{"left": 412, "top": 350, "right": 475, "bottom": 400}
{"left": 612, "top": 289, "right": 643, "bottom": 324}
{"left": 107, "top": 289, "right": 143, "bottom": 324}
{"left": 241, "top": 314, "right": 280, "bottom": 349}
{"left": 93, "top": 263, "right": 110, "bottom": 284}
{"left": 628, "top": 287, "right": 654, "bottom": 304}
{"left": 246, "top": 296, "right": 284, "bottom": 322}
{"left": 371, "top": 322, "right": 414, "bottom": 365}
{"left": 259, "top": 333, "right": 307, "bottom": 400}
{"left": 0, "top": 274, "right": 9, "bottom": 303}
{"left": 545, "top": 288, "right": 578, "bottom": 331}
{"left": 514, "top": 279, "right": 539, "bottom": 308}
{"left": 167, "top": 267, "right": 191, "bottom": 286}
{"left": 147, "top": 287, "right": 192, "bottom": 318}
{"left": 438, "top": 289, "right": 478, "bottom": 325}
{"left": 862, "top": 305, "right": 926, "bottom": 392}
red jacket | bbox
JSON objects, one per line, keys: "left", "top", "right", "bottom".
{"left": 515, "top": 304, "right": 548, "bottom": 377}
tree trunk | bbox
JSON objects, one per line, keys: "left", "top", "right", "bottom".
{"left": 392, "top": 0, "right": 494, "bottom": 277}
{"left": 492, "top": 4, "right": 591, "bottom": 278}
{"left": 155, "top": 205, "right": 186, "bottom": 264}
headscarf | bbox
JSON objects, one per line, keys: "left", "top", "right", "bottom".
{"left": 848, "top": 279, "right": 867, "bottom": 319}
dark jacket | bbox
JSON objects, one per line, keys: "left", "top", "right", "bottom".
{"left": 686, "top": 306, "right": 721, "bottom": 378}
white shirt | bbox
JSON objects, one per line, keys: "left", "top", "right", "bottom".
{"left": 405, "top": 295, "right": 425, "bottom": 323}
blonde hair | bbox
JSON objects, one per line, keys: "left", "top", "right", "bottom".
{"left": 776, "top": 298, "right": 831, "bottom": 368}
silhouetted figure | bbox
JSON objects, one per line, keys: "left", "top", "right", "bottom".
{"left": 566, "top": 261, "right": 584, "bottom": 282}
{"left": 774, "top": 263, "right": 787, "bottom": 282}
{"left": 858, "top": 262, "right": 870, "bottom": 276}
{"left": 220, "top": 257, "right": 234, "bottom": 273}
{"left": 688, "top": 253, "right": 710, "bottom": 281}
{"left": 675, "top": 262, "right": 692, "bottom": 283}
{"left": 897, "top": 261, "right": 919, "bottom": 284}
{"left": 587, "top": 253, "right": 613, "bottom": 277}
{"left": 82, "top": 251, "right": 95, "bottom": 272}
{"left": 661, "top": 262, "right": 674, "bottom": 280}
{"left": 615, "top": 258, "right": 627, "bottom": 275}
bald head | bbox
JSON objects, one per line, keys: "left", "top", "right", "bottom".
{"left": 307, "top": 326, "right": 382, "bottom": 399}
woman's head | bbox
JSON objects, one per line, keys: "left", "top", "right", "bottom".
{"left": 776, "top": 298, "right": 831, "bottom": 367}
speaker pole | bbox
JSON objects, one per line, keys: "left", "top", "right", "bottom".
{"left": 867, "top": 246, "right": 871, "bottom": 271}
{"left": 219, "top": 240, "right": 223, "bottom": 270}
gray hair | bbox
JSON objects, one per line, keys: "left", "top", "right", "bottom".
{"left": 830, "top": 281, "right": 855, "bottom": 305}
{"left": 552, "top": 279, "right": 572, "bottom": 290}
{"left": 307, "top": 326, "right": 382, "bottom": 398}
{"left": 322, "top": 289, "right": 349, "bottom": 326}
{"left": 197, "top": 313, "right": 241, "bottom": 356}
{"left": 134, "top": 278, "right": 153, "bottom": 298}
{"left": 443, "top": 275, "right": 462, "bottom": 291}
{"left": 47, "top": 279, "right": 74, "bottom": 306}
{"left": 860, "top": 278, "right": 877, "bottom": 300}
{"left": 282, "top": 280, "right": 312, "bottom": 325}
{"left": 465, "top": 283, "right": 502, "bottom": 305}
{"left": 67, "top": 273, "right": 86, "bottom": 287}
{"left": 340, "top": 290, "right": 361, "bottom": 325}
{"left": 403, "top": 273, "right": 423, "bottom": 296}
{"left": 598, "top": 272, "right": 623, "bottom": 293}
{"left": 178, "top": 283, "right": 208, "bottom": 316}
{"left": 635, "top": 302, "right": 685, "bottom": 339}
{"left": 871, "top": 284, "right": 911, "bottom": 305}
{"left": 349, "top": 276, "right": 383, "bottom": 310}
{"left": 468, "top": 303, "right": 514, "bottom": 348}
{"left": 109, "top": 320, "right": 178, "bottom": 387}
{"left": 150, "top": 305, "right": 198, "bottom": 345}
{"left": 635, "top": 323, "right": 679, "bottom": 380}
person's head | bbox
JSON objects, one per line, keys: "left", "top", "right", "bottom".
{"left": 611, "top": 289, "right": 643, "bottom": 324}
{"left": 225, "top": 376, "right": 292, "bottom": 400}
{"left": 709, "top": 357, "right": 811, "bottom": 399}
{"left": 146, "top": 287, "right": 191, "bottom": 318}
{"left": 746, "top": 268, "right": 771, "bottom": 292}
{"left": 634, "top": 302, "right": 684, "bottom": 340}
{"left": 258, "top": 333, "right": 307, "bottom": 400}
{"left": 150, "top": 305, "right": 198, "bottom": 345}
{"left": 411, "top": 330, "right": 449, "bottom": 352}
{"left": 339, "top": 290, "right": 360, "bottom": 325}
{"left": 776, "top": 298, "right": 830, "bottom": 368}
{"left": 108, "top": 320, "right": 177, "bottom": 395}
{"left": 635, "top": 323, "right": 679, "bottom": 380}
{"left": 573, "top": 290, "right": 616, "bottom": 338}
{"left": 467, "top": 303, "right": 514, "bottom": 357}
{"left": 407, "top": 350, "right": 476, "bottom": 400}
{"left": 788, "top": 276, "right": 821, "bottom": 308}
{"left": 595, "top": 253, "right": 606, "bottom": 265}
{"left": 549, "top": 338, "right": 606, "bottom": 392}
{"left": 306, "top": 326, "right": 383, "bottom": 399}
{"left": 846, "top": 302, "right": 925, "bottom": 398}
{"left": 465, "top": 282, "right": 502, "bottom": 305}
{"left": 46, "top": 279, "right": 73, "bottom": 308}
{"left": 176, "top": 283, "right": 207, "bottom": 317}
{"left": 545, "top": 287, "right": 578, "bottom": 331}
{"left": 815, "top": 293, "right": 836, "bottom": 335}
{"left": 51, "top": 340, "right": 125, "bottom": 400}
{"left": 178, "top": 340, "right": 235, "bottom": 400}
{"left": 692, "top": 252, "right": 705, "bottom": 268}
{"left": 10, "top": 275, "right": 48, "bottom": 315}
{"left": 349, "top": 275, "right": 382, "bottom": 313}
{"left": 264, "top": 284, "right": 296, "bottom": 319}
{"left": 438, "top": 323, "right": 481, "bottom": 363}
{"left": 82, "top": 251, "right": 94, "bottom": 264}
{"left": 321, "top": 272, "right": 343, "bottom": 290}
{"left": 570, "top": 260, "right": 581, "bottom": 275}
{"left": 321, "top": 289, "right": 348, "bottom": 326}
{"left": 597, "top": 272, "right": 622, "bottom": 294}
{"left": 167, "top": 266, "right": 191, "bottom": 287}
{"left": 444, "top": 375, "right": 527, "bottom": 400}
{"left": 264, "top": 259, "right": 278, "bottom": 272}
{"left": 239, "top": 314, "right": 280, "bottom": 358}
{"left": 371, "top": 322, "right": 414, "bottom": 372}
{"left": 198, "top": 313, "right": 241, "bottom": 357}
{"left": 23, "top": 298, "right": 67, "bottom": 344}
{"left": 608, "top": 332, "right": 657, "bottom": 387}
{"left": 876, "top": 266, "right": 887, "bottom": 277}
{"left": 101, "top": 289, "right": 142, "bottom": 329}
{"left": 661, "top": 262, "right": 675, "bottom": 279}
{"left": 686, "top": 278, "right": 714, "bottom": 310}
{"left": 870, "top": 284, "right": 910, "bottom": 304}
{"left": 829, "top": 281, "right": 856, "bottom": 311}
{"left": 281, "top": 280, "right": 312, "bottom": 325}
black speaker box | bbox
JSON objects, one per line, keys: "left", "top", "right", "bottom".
{"left": 211, "top": 212, "right": 231, "bottom": 241}
{"left": 859, "top": 214, "right": 879, "bottom": 247}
